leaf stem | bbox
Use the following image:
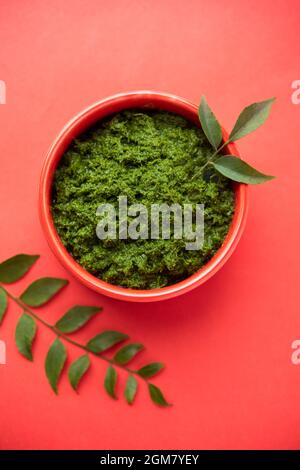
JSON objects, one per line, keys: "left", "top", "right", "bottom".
{"left": 1, "top": 285, "right": 149, "bottom": 382}
{"left": 191, "top": 139, "right": 230, "bottom": 180}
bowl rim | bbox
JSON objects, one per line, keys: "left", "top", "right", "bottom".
{"left": 39, "top": 90, "right": 249, "bottom": 302}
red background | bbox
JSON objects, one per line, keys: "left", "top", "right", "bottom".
{"left": 0, "top": 0, "right": 299, "bottom": 450}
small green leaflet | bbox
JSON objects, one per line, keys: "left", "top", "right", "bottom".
{"left": 212, "top": 156, "right": 275, "bottom": 184}
{"left": 104, "top": 365, "right": 117, "bottom": 399}
{"left": 68, "top": 354, "right": 90, "bottom": 391}
{"left": 229, "top": 98, "right": 275, "bottom": 142}
{"left": 0, "top": 287, "right": 8, "bottom": 324}
{"left": 137, "top": 362, "right": 164, "bottom": 378}
{"left": 0, "top": 254, "right": 39, "bottom": 284}
{"left": 15, "top": 313, "right": 37, "bottom": 361}
{"left": 45, "top": 338, "right": 67, "bottom": 394}
{"left": 20, "top": 277, "right": 68, "bottom": 307}
{"left": 148, "top": 383, "right": 170, "bottom": 407}
{"left": 114, "top": 343, "right": 144, "bottom": 365}
{"left": 86, "top": 330, "right": 129, "bottom": 354}
{"left": 55, "top": 305, "right": 101, "bottom": 333}
{"left": 124, "top": 375, "right": 138, "bottom": 405}
{"left": 198, "top": 96, "right": 222, "bottom": 149}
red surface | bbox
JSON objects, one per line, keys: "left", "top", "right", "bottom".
{"left": 0, "top": 0, "right": 299, "bottom": 450}
{"left": 39, "top": 91, "right": 248, "bottom": 302}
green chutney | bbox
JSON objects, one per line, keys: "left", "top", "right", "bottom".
{"left": 52, "top": 110, "right": 234, "bottom": 289}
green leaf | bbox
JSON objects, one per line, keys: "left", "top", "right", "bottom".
{"left": 55, "top": 305, "right": 101, "bottom": 333}
{"left": 124, "top": 375, "right": 138, "bottom": 405}
{"left": 68, "top": 354, "right": 90, "bottom": 391}
{"left": 137, "top": 362, "right": 164, "bottom": 378}
{"left": 86, "top": 330, "right": 129, "bottom": 354}
{"left": 114, "top": 343, "right": 144, "bottom": 365}
{"left": 15, "top": 313, "right": 37, "bottom": 361}
{"left": 148, "top": 383, "right": 171, "bottom": 407}
{"left": 45, "top": 338, "right": 67, "bottom": 394}
{"left": 198, "top": 96, "right": 222, "bottom": 149}
{"left": 0, "top": 287, "right": 8, "bottom": 324}
{"left": 212, "top": 155, "right": 275, "bottom": 184}
{"left": 104, "top": 365, "right": 117, "bottom": 399}
{"left": 0, "top": 254, "right": 39, "bottom": 283}
{"left": 20, "top": 277, "right": 68, "bottom": 307}
{"left": 229, "top": 98, "right": 275, "bottom": 142}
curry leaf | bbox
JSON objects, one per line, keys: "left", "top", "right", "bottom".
{"left": 0, "top": 287, "right": 8, "bottom": 324}
{"left": 55, "top": 305, "right": 101, "bottom": 333}
{"left": 20, "top": 277, "right": 68, "bottom": 307}
{"left": 68, "top": 354, "right": 90, "bottom": 391}
{"left": 104, "top": 365, "right": 117, "bottom": 399}
{"left": 0, "top": 252, "right": 169, "bottom": 406}
{"left": 199, "top": 96, "right": 222, "bottom": 149}
{"left": 45, "top": 338, "right": 67, "bottom": 394}
{"left": 148, "top": 383, "right": 171, "bottom": 407}
{"left": 15, "top": 313, "right": 37, "bottom": 361}
{"left": 229, "top": 98, "right": 275, "bottom": 142}
{"left": 114, "top": 343, "right": 144, "bottom": 365}
{"left": 124, "top": 375, "right": 138, "bottom": 405}
{"left": 137, "top": 362, "right": 164, "bottom": 378}
{"left": 212, "top": 155, "right": 275, "bottom": 184}
{"left": 0, "top": 254, "right": 39, "bottom": 284}
{"left": 86, "top": 331, "right": 129, "bottom": 354}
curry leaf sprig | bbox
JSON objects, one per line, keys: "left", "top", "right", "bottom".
{"left": 197, "top": 96, "right": 275, "bottom": 184}
{"left": 0, "top": 254, "right": 170, "bottom": 407}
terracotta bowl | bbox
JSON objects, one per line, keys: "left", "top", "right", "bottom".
{"left": 39, "top": 91, "right": 248, "bottom": 302}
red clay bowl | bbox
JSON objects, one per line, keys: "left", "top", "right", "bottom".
{"left": 39, "top": 91, "right": 249, "bottom": 302}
